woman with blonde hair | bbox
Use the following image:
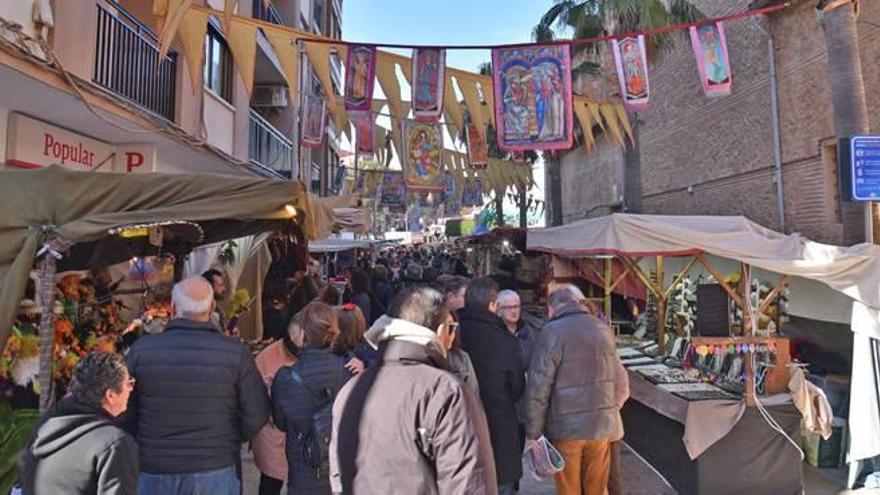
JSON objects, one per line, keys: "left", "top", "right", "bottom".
{"left": 271, "top": 302, "right": 353, "bottom": 494}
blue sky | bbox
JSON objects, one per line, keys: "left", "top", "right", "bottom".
{"left": 342, "top": 0, "right": 552, "bottom": 74}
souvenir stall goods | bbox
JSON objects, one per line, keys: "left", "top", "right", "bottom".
{"left": 344, "top": 44, "right": 377, "bottom": 112}
{"left": 690, "top": 22, "right": 732, "bottom": 97}
{"left": 526, "top": 213, "right": 880, "bottom": 494}
{"left": 612, "top": 35, "right": 650, "bottom": 110}
{"left": 492, "top": 44, "right": 574, "bottom": 151}
{"left": 412, "top": 48, "right": 445, "bottom": 121}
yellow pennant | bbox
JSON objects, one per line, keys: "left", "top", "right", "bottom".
{"left": 157, "top": 0, "right": 194, "bottom": 60}
{"left": 376, "top": 53, "right": 404, "bottom": 123}
{"left": 263, "top": 27, "right": 300, "bottom": 103}
{"left": 614, "top": 103, "right": 634, "bottom": 144}
{"left": 572, "top": 100, "right": 595, "bottom": 151}
{"left": 176, "top": 8, "right": 209, "bottom": 92}
{"left": 443, "top": 74, "right": 464, "bottom": 136}
{"left": 599, "top": 103, "right": 624, "bottom": 146}
{"left": 458, "top": 76, "right": 485, "bottom": 141}
{"left": 225, "top": 19, "right": 257, "bottom": 96}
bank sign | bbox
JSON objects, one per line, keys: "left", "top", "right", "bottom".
{"left": 5, "top": 113, "right": 154, "bottom": 173}
{"left": 849, "top": 136, "right": 880, "bottom": 201}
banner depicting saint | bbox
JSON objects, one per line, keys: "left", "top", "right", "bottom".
{"left": 352, "top": 112, "right": 375, "bottom": 155}
{"left": 612, "top": 35, "right": 650, "bottom": 110}
{"left": 412, "top": 48, "right": 446, "bottom": 121}
{"left": 492, "top": 44, "right": 573, "bottom": 151}
{"left": 379, "top": 171, "right": 406, "bottom": 206}
{"left": 690, "top": 22, "right": 732, "bottom": 97}
{"left": 403, "top": 120, "right": 445, "bottom": 191}
{"left": 301, "top": 94, "right": 326, "bottom": 149}
{"left": 466, "top": 123, "right": 489, "bottom": 168}
{"left": 345, "top": 44, "right": 377, "bottom": 112}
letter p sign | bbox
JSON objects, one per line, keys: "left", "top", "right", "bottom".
{"left": 125, "top": 152, "right": 144, "bottom": 172}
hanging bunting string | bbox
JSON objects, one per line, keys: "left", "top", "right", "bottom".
{"left": 295, "top": 4, "right": 787, "bottom": 50}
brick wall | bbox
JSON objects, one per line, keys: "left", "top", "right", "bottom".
{"left": 554, "top": 0, "right": 879, "bottom": 245}
{"left": 557, "top": 137, "right": 624, "bottom": 223}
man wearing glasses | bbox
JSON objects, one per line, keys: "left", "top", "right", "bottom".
{"left": 496, "top": 290, "right": 537, "bottom": 367}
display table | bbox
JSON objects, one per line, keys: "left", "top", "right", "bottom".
{"left": 623, "top": 371, "right": 804, "bottom": 495}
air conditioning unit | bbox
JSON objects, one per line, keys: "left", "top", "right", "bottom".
{"left": 252, "top": 85, "right": 289, "bottom": 108}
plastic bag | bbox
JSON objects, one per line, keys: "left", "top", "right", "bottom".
{"left": 523, "top": 435, "right": 565, "bottom": 480}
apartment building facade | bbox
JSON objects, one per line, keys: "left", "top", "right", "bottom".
{"left": 550, "top": 0, "right": 880, "bottom": 246}
{"left": 0, "top": 0, "right": 344, "bottom": 195}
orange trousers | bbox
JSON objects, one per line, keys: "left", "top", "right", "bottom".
{"left": 552, "top": 438, "right": 611, "bottom": 495}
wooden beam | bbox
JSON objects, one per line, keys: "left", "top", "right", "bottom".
{"left": 758, "top": 275, "right": 790, "bottom": 317}
{"left": 663, "top": 257, "right": 698, "bottom": 300}
{"left": 604, "top": 258, "right": 613, "bottom": 319}
{"left": 609, "top": 264, "right": 633, "bottom": 292}
{"left": 618, "top": 256, "right": 663, "bottom": 299}
{"left": 695, "top": 253, "right": 744, "bottom": 308}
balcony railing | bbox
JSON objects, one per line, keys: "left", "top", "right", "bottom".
{"left": 94, "top": 2, "right": 177, "bottom": 122}
{"left": 249, "top": 110, "right": 294, "bottom": 177}
{"left": 253, "top": 0, "right": 285, "bottom": 25}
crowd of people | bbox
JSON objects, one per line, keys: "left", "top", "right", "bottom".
{"left": 17, "top": 246, "right": 629, "bottom": 495}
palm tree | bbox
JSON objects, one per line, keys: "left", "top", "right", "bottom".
{"left": 816, "top": 0, "right": 871, "bottom": 244}
{"left": 534, "top": 0, "right": 702, "bottom": 221}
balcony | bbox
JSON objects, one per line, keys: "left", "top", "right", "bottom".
{"left": 249, "top": 110, "right": 294, "bottom": 177}
{"left": 94, "top": 2, "right": 177, "bottom": 122}
{"left": 253, "top": 0, "right": 285, "bottom": 25}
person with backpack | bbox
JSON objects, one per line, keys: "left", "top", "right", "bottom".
{"left": 272, "top": 302, "right": 353, "bottom": 495}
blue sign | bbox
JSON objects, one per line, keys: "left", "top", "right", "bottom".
{"left": 850, "top": 136, "right": 880, "bottom": 201}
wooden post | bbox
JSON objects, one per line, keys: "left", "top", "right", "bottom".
{"left": 604, "top": 258, "right": 613, "bottom": 319}
{"left": 656, "top": 256, "right": 667, "bottom": 346}
{"left": 37, "top": 242, "right": 61, "bottom": 413}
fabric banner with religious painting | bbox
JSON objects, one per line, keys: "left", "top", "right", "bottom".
{"left": 492, "top": 44, "right": 573, "bottom": 151}
{"left": 353, "top": 112, "right": 375, "bottom": 155}
{"left": 466, "top": 123, "right": 489, "bottom": 169}
{"left": 357, "top": 170, "right": 381, "bottom": 199}
{"left": 345, "top": 45, "right": 377, "bottom": 112}
{"left": 301, "top": 94, "right": 327, "bottom": 148}
{"left": 379, "top": 171, "right": 406, "bottom": 206}
{"left": 462, "top": 178, "right": 484, "bottom": 207}
{"left": 412, "top": 48, "right": 446, "bottom": 121}
{"left": 690, "top": 22, "right": 732, "bottom": 97}
{"left": 403, "top": 120, "right": 445, "bottom": 191}
{"left": 612, "top": 35, "right": 650, "bottom": 110}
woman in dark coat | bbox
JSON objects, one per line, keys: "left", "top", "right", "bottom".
{"left": 272, "top": 302, "right": 353, "bottom": 495}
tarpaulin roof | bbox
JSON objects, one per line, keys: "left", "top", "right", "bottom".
{"left": 528, "top": 213, "right": 880, "bottom": 462}
{"left": 308, "top": 237, "right": 388, "bottom": 253}
{"left": 0, "top": 165, "right": 308, "bottom": 347}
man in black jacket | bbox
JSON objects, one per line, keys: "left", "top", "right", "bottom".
{"left": 20, "top": 351, "right": 138, "bottom": 495}
{"left": 126, "top": 276, "right": 271, "bottom": 494}
{"left": 459, "top": 278, "right": 525, "bottom": 495}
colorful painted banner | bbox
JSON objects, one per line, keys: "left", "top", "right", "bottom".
{"left": 412, "top": 48, "right": 445, "bottom": 121}
{"left": 466, "top": 123, "right": 489, "bottom": 169}
{"left": 403, "top": 120, "right": 445, "bottom": 191}
{"left": 492, "top": 44, "right": 573, "bottom": 151}
{"left": 345, "top": 44, "right": 377, "bottom": 112}
{"left": 352, "top": 112, "right": 375, "bottom": 155}
{"left": 462, "top": 178, "right": 484, "bottom": 207}
{"left": 300, "top": 94, "right": 326, "bottom": 148}
{"left": 690, "top": 22, "right": 732, "bottom": 97}
{"left": 379, "top": 170, "right": 406, "bottom": 206}
{"left": 612, "top": 35, "right": 650, "bottom": 110}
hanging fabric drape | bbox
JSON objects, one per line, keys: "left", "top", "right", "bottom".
{"left": 225, "top": 19, "right": 258, "bottom": 96}
{"left": 176, "top": 8, "right": 209, "bottom": 91}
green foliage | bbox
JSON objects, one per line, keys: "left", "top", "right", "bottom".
{"left": 0, "top": 403, "right": 39, "bottom": 493}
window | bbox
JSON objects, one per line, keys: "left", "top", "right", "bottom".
{"left": 313, "top": 0, "right": 324, "bottom": 32}
{"left": 204, "top": 25, "right": 233, "bottom": 103}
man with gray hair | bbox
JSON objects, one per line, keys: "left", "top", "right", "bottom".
{"left": 126, "top": 277, "right": 270, "bottom": 494}
{"left": 524, "top": 284, "right": 627, "bottom": 495}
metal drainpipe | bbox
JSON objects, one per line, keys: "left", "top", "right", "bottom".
{"left": 768, "top": 35, "right": 786, "bottom": 232}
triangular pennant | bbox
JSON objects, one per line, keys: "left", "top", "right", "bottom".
{"left": 443, "top": 74, "right": 464, "bottom": 136}
{"left": 599, "top": 103, "right": 624, "bottom": 146}
{"left": 263, "top": 27, "right": 300, "bottom": 103}
{"left": 157, "top": 0, "right": 194, "bottom": 60}
{"left": 572, "top": 100, "right": 595, "bottom": 151}
{"left": 176, "top": 8, "right": 209, "bottom": 92}
{"left": 221, "top": 0, "right": 236, "bottom": 32}
{"left": 586, "top": 101, "right": 605, "bottom": 131}
{"left": 303, "top": 41, "right": 339, "bottom": 108}
{"left": 458, "top": 76, "right": 486, "bottom": 141}
{"left": 478, "top": 76, "right": 495, "bottom": 128}
{"left": 375, "top": 53, "right": 404, "bottom": 122}
{"left": 225, "top": 18, "right": 258, "bottom": 96}
{"left": 614, "top": 103, "right": 634, "bottom": 143}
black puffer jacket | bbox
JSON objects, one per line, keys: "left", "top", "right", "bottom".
{"left": 20, "top": 398, "right": 138, "bottom": 495}
{"left": 459, "top": 306, "right": 525, "bottom": 486}
{"left": 525, "top": 301, "right": 623, "bottom": 441}
{"left": 272, "top": 346, "right": 352, "bottom": 495}
{"left": 125, "top": 318, "right": 271, "bottom": 474}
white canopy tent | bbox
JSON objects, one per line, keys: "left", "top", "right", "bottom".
{"left": 527, "top": 213, "right": 880, "bottom": 476}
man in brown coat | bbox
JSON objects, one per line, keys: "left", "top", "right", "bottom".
{"left": 524, "top": 284, "right": 628, "bottom": 495}
{"left": 329, "top": 287, "right": 497, "bottom": 494}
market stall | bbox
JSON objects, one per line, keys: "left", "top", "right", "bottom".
{"left": 0, "top": 165, "right": 319, "bottom": 419}
{"left": 528, "top": 213, "right": 880, "bottom": 493}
